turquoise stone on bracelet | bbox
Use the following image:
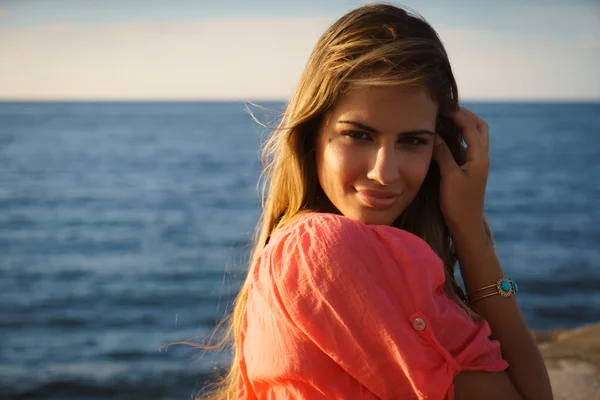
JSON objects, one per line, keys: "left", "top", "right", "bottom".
{"left": 495, "top": 278, "right": 516, "bottom": 297}
{"left": 514, "top": 282, "right": 519, "bottom": 293}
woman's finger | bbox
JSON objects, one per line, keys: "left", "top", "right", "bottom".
{"left": 445, "top": 107, "right": 485, "bottom": 162}
{"left": 460, "top": 107, "right": 489, "bottom": 154}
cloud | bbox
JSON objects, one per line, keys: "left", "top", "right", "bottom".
{"left": 0, "top": 18, "right": 331, "bottom": 100}
{"left": 0, "top": 15, "right": 598, "bottom": 100}
{"left": 437, "top": 26, "right": 600, "bottom": 100}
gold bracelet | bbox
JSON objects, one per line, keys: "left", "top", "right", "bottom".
{"left": 466, "top": 277, "right": 519, "bottom": 305}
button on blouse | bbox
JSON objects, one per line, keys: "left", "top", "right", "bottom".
{"left": 413, "top": 317, "right": 427, "bottom": 331}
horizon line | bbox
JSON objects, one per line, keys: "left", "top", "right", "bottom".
{"left": 0, "top": 96, "right": 600, "bottom": 103}
{"left": 1, "top": 98, "right": 599, "bottom": 104}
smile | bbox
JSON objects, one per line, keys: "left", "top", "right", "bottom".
{"left": 355, "top": 189, "right": 401, "bottom": 210}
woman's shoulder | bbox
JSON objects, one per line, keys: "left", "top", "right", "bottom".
{"left": 265, "top": 212, "right": 447, "bottom": 317}
{"left": 269, "top": 212, "right": 368, "bottom": 249}
{"left": 269, "top": 212, "right": 437, "bottom": 261}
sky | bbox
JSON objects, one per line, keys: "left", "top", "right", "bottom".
{"left": 0, "top": 0, "right": 598, "bottom": 101}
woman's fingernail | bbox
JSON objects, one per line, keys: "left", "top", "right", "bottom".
{"left": 435, "top": 135, "right": 442, "bottom": 145}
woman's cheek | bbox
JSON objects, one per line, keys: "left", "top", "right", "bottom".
{"left": 402, "top": 151, "right": 433, "bottom": 185}
{"left": 324, "top": 143, "right": 362, "bottom": 181}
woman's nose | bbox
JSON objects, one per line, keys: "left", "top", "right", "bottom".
{"left": 366, "top": 146, "right": 401, "bottom": 185}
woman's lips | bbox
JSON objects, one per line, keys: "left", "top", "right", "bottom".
{"left": 355, "top": 189, "right": 401, "bottom": 210}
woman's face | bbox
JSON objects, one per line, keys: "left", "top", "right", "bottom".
{"left": 315, "top": 85, "right": 438, "bottom": 226}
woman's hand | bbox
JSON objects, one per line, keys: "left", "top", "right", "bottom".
{"left": 433, "top": 107, "right": 490, "bottom": 235}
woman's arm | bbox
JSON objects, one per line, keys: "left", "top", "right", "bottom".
{"left": 433, "top": 106, "right": 553, "bottom": 399}
{"left": 451, "top": 222, "right": 553, "bottom": 400}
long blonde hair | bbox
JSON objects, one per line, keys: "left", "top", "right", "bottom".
{"left": 196, "top": 3, "right": 493, "bottom": 398}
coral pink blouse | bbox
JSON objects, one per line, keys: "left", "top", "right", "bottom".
{"left": 237, "top": 213, "right": 508, "bottom": 399}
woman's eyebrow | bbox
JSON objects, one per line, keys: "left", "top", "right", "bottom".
{"left": 336, "top": 120, "right": 435, "bottom": 136}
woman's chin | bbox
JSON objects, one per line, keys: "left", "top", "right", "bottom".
{"left": 341, "top": 208, "right": 401, "bottom": 226}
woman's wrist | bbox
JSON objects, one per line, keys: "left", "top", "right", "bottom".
{"left": 448, "top": 219, "right": 490, "bottom": 252}
{"left": 448, "top": 218, "right": 504, "bottom": 294}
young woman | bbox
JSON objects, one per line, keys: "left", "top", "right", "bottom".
{"left": 201, "top": 4, "right": 553, "bottom": 399}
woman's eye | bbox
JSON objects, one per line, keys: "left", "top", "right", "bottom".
{"left": 342, "top": 132, "right": 429, "bottom": 146}
{"left": 400, "top": 137, "right": 428, "bottom": 146}
{"left": 343, "top": 131, "right": 372, "bottom": 141}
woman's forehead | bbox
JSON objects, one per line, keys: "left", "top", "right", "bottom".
{"left": 325, "top": 85, "right": 438, "bottom": 128}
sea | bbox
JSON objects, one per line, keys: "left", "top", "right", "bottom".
{"left": 1, "top": 101, "right": 599, "bottom": 399}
